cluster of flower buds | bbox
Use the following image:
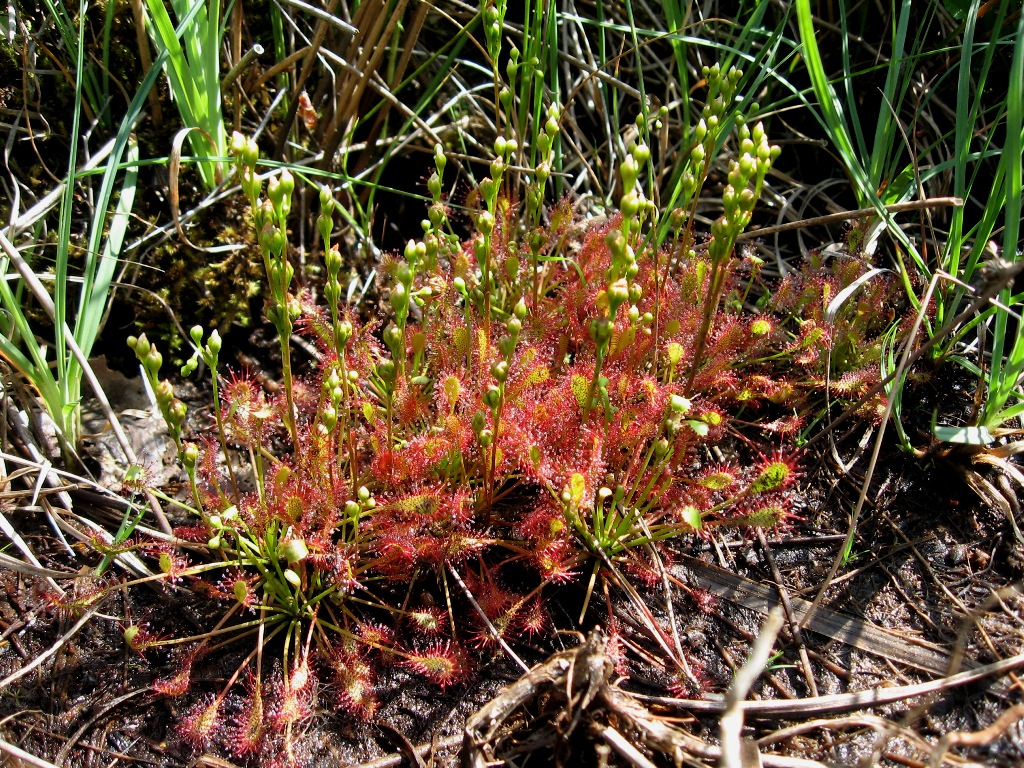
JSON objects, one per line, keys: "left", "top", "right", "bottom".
{"left": 128, "top": 333, "right": 187, "bottom": 450}
{"left": 708, "top": 118, "right": 781, "bottom": 265}
{"left": 526, "top": 105, "right": 560, "bottom": 225}
{"left": 320, "top": 358, "right": 356, "bottom": 434}
{"left": 229, "top": 131, "right": 300, "bottom": 439}
{"left": 674, "top": 64, "right": 744, "bottom": 219}
{"left": 618, "top": 133, "right": 654, "bottom": 244}
{"left": 205, "top": 504, "right": 240, "bottom": 551}
{"left": 229, "top": 131, "right": 295, "bottom": 311}
{"left": 342, "top": 485, "right": 376, "bottom": 535}
{"left": 482, "top": 1, "right": 506, "bottom": 78}
{"left": 421, "top": 144, "right": 458, "bottom": 268}
{"left": 181, "top": 325, "right": 221, "bottom": 377}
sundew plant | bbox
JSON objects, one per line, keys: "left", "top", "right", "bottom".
{"left": 115, "top": 54, "right": 915, "bottom": 764}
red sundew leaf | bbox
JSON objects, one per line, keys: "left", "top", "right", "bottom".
{"left": 733, "top": 492, "right": 798, "bottom": 531}
{"left": 515, "top": 597, "right": 550, "bottom": 638}
{"left": 355, "top": 621, "right": 396, "bottom": 653}
{"left": 178, "top": 694, "right": 220, "bottom": 748}
{"left": 220, "top": 369, "right": 274, "bottom": 448}
{"left": 748, "top": 449, "right": 803, "bottom": 494}
{"left": 227, "top": 673, "right": 265, "bottom": 756}
{"left": 406, "top": 606, "right": 448, "bottom": 636}
{"left": 532, "top": 541, "right": 581, "bottom": 584}
{"left": 153, "top": 646, "right": 204, "bottom": 697}
{"left": 401, "top": 641, "right": 469, "bottom": 689}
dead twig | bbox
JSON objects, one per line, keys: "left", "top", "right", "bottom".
{"left": 734, "top": 196, "right": 964, "bottom": 242}
{"left": 353, "top": 735, "right": 463, "bottom": 768}
{"left": 929, "top": 702, "right": 1024, "bottom": 767}
{"left": 636, "top": 646, "right": 1024, "bottom": 718}
{"left": 720, "top": 608, "right": 785, "bottom": 768}
{"left": 0, "top": 737, "right": 60, "bottom": 768}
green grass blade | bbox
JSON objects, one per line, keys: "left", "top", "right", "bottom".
{"left": 982, "top": 4, "right": 1024, "bottom": 428}
{"left": 51, "top": 0, "right": 90, "bottom": 440}
{"left": 75, "top": 139, "right": 139, "bottom": 360}
{"left": 795, "top": 0, "right": 871, "bottom": 198}
{"left": 144, "top": 0, "right": 221, "bottom": 188}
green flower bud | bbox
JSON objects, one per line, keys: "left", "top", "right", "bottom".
{"left": 181, "top": 355, "right": 198, "bottom": 377}
{"left": 694, "top": 119, "right": 707, "bottom": 143}
{"left": 608, "top": 278, "right": 629, "bottom": 312}
{"left": 482, "top": 386, "right": 501, "bottom": 408}
{"left": 497, "top": 335, "right": 515, "bottom": 358}
{"left": 620, "top": 191, "right": 641, "bottom": 218}
{"left": 606, "top": 229, "right": 626, "bottom": 262}
{"left": 505, "top": 254, "right": 520, "bottom": 280}
{"left": 389, "top": 283, "right": 408, "bottom": 314}
{"left": 383, "top": 323, "right": 403, "bottom": 353}
{"left": 321, "top": 404, "right": 337, "bottom": 430}
{"left": 590, "top": 318, "right": 612, "bottom": 344}
{"left": 182, "top": 442, "right": 199, "bottom": 468}
{"left": 427, "top": 172, "right": 442, "bottom": 201}
{"left": 155, "top": 380, "right": 174, "bottom": 404}
{"left": 267, "top": 175, "right": 284, "bottom": 207}
{"left": 477, "top": 210, "right": 495, "bottom": 235}
{"left": 472, "top": 410, "right": 486, "bottom": 435}
{"left": 278, "top": 168, "right": 294, "bottom": 196}
{"left": 229, "top": 131, "right": 247, "bottom": 157}
{"left": 319, "top": 184, "right": 333, "bottom": 211}
{"left": 325, "top": 244, "right": 343, "bottom": 274}
{"left": 376, "top": 359, "right": 395, "bottom": 383}
{"left": 397, "top": 264, "right": 414, "bottom": 286}
{"left": 620, "top": 154, "right": 638, "bottom": 189}
{"left": 479, "top": 178, "right": 494, "bottom": 201}
{"left": 282, "top": 538, "right": 308, "bottom": 564}
{"left": 242, "top": 138, "right": 259, "bottom": 168}
{"left": 169, "top": 399, "right": 187, "bottom": 426}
